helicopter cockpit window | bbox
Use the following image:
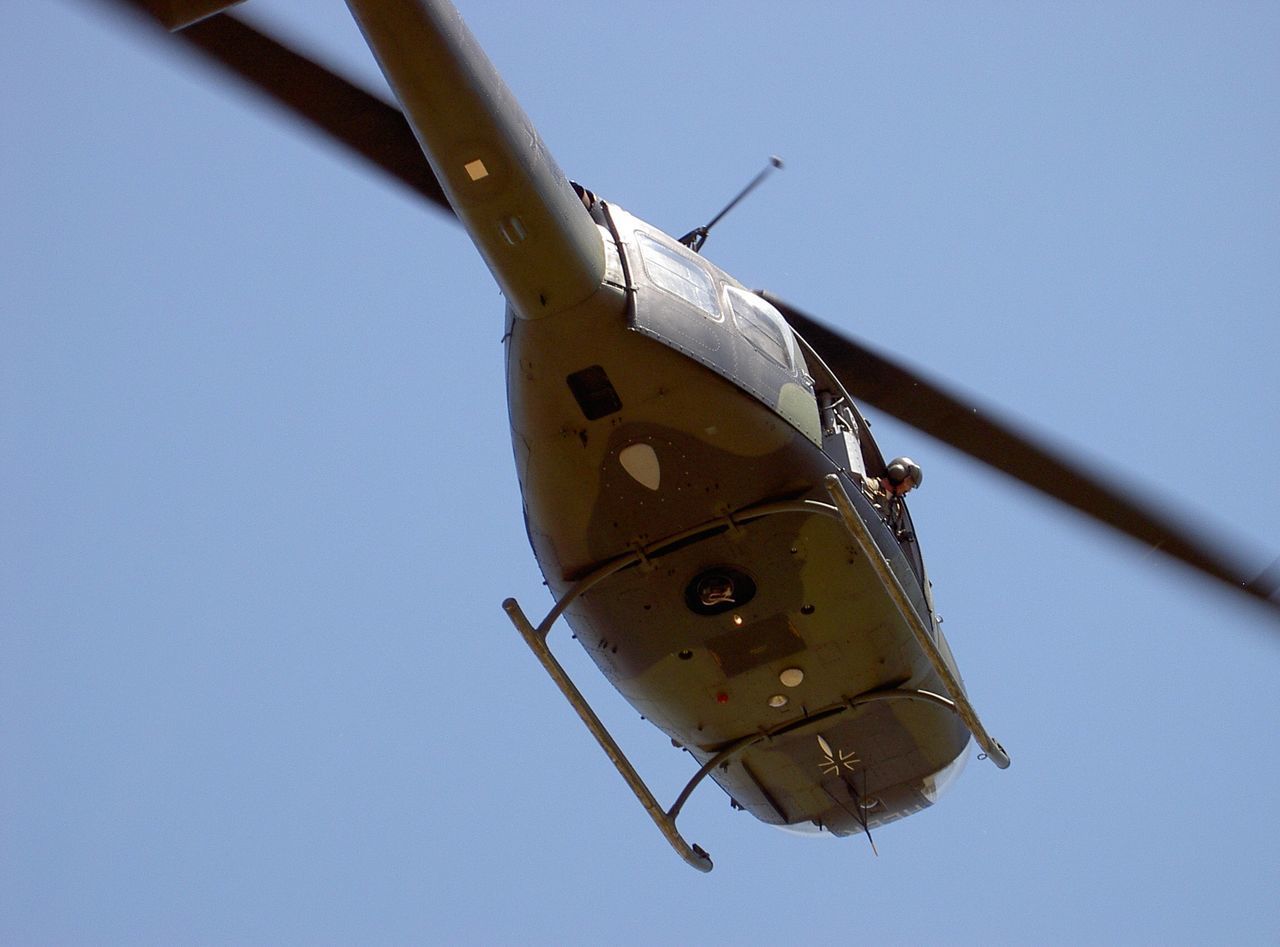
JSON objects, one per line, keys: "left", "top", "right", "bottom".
{"left": 635, "top": 232, "right": 721, "bottom": 320}
{"left": 725, "top": 286, "right": 794, "bottom": 371}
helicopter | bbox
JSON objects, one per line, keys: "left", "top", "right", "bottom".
{"left": 29, "top": 0, "right": 1280, "bottom": 878}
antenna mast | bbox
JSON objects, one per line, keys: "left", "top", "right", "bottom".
{"left": 679, "top": 156, "right": 783, "bottom": 253}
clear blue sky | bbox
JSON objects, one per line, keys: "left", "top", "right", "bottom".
{"left": 4, "top": 2, "right": 1279, "bottom": 943}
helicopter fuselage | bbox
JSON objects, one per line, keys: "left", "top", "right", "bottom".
{"left": 347, "top": 0, "right": 977, "bottom": 848}
{"left": 506, "top": 200, "right": 972, "bottom": 835}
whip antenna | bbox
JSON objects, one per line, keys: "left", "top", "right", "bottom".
{"left": 679, "top": 156, "right": 783, "bottom": 252}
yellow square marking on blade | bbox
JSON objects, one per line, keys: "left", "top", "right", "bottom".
{"left": 464, "top": 159, "right": 489, "bottom": 181}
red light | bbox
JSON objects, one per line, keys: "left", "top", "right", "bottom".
{"left": 716, "top": 692, "right": 729, "bottom": 704}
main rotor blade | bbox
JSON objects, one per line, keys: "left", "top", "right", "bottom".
{"left": 764, "top": 292, "right": 1280, "bottom": 618}
{"left": 99, "top": 0, "right": 452, "bottom": 215}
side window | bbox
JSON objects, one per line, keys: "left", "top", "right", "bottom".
{"left": 725, "top": 287, "right": 794, "bottom": 371}
{"left": 636, "top": 232, "right": 721, "bottom": 320}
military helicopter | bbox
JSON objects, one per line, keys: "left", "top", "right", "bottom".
{"left": 86, "top": 0, "right": 1279, "bottom": 873}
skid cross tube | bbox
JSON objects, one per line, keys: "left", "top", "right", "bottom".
{"left": 823, "top": 474, "right": 1011, "bottom": 769}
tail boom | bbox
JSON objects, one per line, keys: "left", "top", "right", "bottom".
{"left": 346, "top": 0, "right": 605, "bottom": 318}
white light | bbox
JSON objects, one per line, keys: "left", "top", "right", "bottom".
{"left": 779, "top": 667, "right": 804, "bottom": 688}
{"left": 768, "top": 694, "right": 788, "bottom": 708}
{"left": 619, "top": 443, "right": 661, "bottom": 491}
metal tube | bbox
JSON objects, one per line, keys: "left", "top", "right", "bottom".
{"left": 666, "top": 733, "right": 764, "bottom": 823}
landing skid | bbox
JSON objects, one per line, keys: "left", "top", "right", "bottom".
{"left": 503, "top": 484, "right": 1009, "bottom": 871}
